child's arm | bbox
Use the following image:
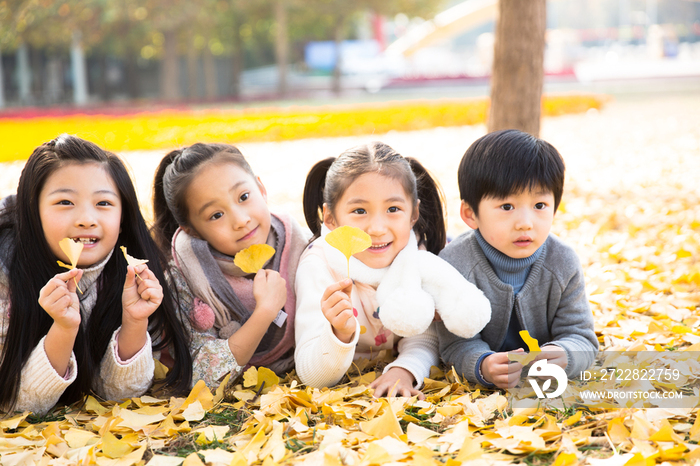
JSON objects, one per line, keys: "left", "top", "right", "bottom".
{"left": 95, "top": 263, "right": 161, "bottom": 402}
{"left": 3, "top": 269, "right": 82, "bottom": 415}
{"left": 437, "top": 321, "right": 497, "bottom": 385}
{"left": 541, "top": 249, "right": 598, "bottom": 376}
{"left": 39, "top": 268, "right": 83, "bottom": 376}
{"left": 226, "top": 269, "right": 286, "bottom": 365}
{"left": 480, "top": 349, "right": 524, "bottom": 388}
{"left": 294, "top": 249, "right": 359, "bottom": 388}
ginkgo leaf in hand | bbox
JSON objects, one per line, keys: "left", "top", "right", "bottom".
{"left": 57, "top": 238, "right": 83, "bottom": 294}
{"left": 121, "top": 246, "right": 148, "bottom": 281}
{"left": 121, "top": 246, "right": 149, "bottom": 266}
{"left": 509, "top": 330, "right": 541, "bottom": 365}
{"left": 234, "top": 244, "right": 275, "bottom": 274}
{"left": 325, "top": 225, "right": 372, "bottom": 277}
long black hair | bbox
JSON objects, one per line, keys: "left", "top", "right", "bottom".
{"left": 302, "top": 141, "right": 446, "bottom": 255}
{"left": 0, "top": 134, "right": 192, "bottom": 411}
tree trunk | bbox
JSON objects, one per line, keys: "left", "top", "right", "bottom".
{"left": 17, "top": 43, "right": 32, "bottom": 104}
{"left": 0, "top": 46, "right": 5, "bottom": 108}
{"left": 124, "top": 50, "right": 140, "bottom": 99}
{"left": 203, "top": 48, "right": 217, "bottom": 99}
{"left": 332, "top": 18, "right": 344, "bottom": 96}
{"left": 274, "top": 0, "right": 289, "bottom": 98}
{"left": 230, "top": 17, "right": 243, "bottom": 98}
{"left": 71, "top": 31, "right": 89, "bottom": 106}
{"left": 187, "top": 39, "right": 199, "bottom": 99}
{"left": 161, "top": 29, "right": 180, "bottom": 101}
{"left": 488, "top": 0, "right": 546, "bottom": 137}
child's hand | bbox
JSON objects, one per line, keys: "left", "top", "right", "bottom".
{"left": 122, "top": 264, "right": 163, "bottom": 324}
{"left": 481, "top": 350, "right": 524, "bottom": 388}
{"left": 370, "top": 367, "right": 424, "bottom": 399}
{"left": 534, "top": 345, "right": 568, "bottom": 370}
{"left": 321, "top": 278, "right": 355, "bottom": 343}
{"left": 38, "top": 269, "right": 83, "bottom": 331}
{"left": 252, "top": 269, "right": 287, "bottom": 322}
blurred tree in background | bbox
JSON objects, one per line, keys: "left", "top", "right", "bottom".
{"left": 0, "top": 0, "right": 443, "bottom": 105}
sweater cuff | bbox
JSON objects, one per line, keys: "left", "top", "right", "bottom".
{"left": 15, "top": 336, "right": 77, "bottom": 415}
{"left": 474, "top": 352, "right": 496, "bottom": 387}
{"left": 97, "top": 328, "right": 154, "bottom": 401}
{"left": 112, "top": 328, "right": 149, "bottom": 365}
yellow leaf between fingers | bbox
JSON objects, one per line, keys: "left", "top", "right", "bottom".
{"left": 509, "top": 330, "right": 542, "bottom": 365}
{"left": 234, "top": 244, "right": 275, "bottom": 274}
{"left": 57, "top": 237, "right": 84, "bottom": 294}
{"left": 58, "top": 237, "right": 83, "bottom": 268}
{"left": 326, "top": 225, "right": 372, "bottom": 277}
{"left": 120, "top": 246, "right": 148, "bottom": 267}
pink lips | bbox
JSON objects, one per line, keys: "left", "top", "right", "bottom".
{"left": 238, "top": 226, "right": 258, "bottom": 242}
{"left": 514, "top": 236, "right": 532, "bottom": 247}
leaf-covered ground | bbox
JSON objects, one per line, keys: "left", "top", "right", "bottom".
{"left": 0, "top": 92, "right": 699, "bottom": 465}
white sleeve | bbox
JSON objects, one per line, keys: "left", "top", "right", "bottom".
{"left": 294, "top": 249, "right": 360, "bottom": 388}
{"left": 94, "top": 328, "right": 154, "bottom": 401}
{"left": 384, "top": 323, "right": 439, "bottom": 389}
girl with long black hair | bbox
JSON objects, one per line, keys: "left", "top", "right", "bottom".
{"left": 0, "top": 134, "right": 192, "bottom": 415}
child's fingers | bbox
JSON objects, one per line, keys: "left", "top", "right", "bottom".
{"left": 54, "top": 268, "right": 81, "bottom": 282}
{"left": 321, "top": 279, "right": 353, "bottom": 302}
{"left": 124, "top": 265, "right": 136, "bottom": 286}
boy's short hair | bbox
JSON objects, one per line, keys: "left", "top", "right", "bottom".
{"left": 458, "top": 129, "right": 565, "bottom": 216}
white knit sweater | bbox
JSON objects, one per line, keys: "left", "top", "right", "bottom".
{"left": 0, "top": 250, "right": 154, "bottom": 415}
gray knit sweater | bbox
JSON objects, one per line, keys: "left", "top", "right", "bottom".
{"left": 437, "top": 230, "right": 598, "bottom": 383}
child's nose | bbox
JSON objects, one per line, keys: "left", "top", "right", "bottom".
{"left": 75, "top": 208, "right": 97, "bottom": 228}
{"left": 366, "top": 215, "right": 387, "bottom": 236}
{"left": 231, "top": 211, "right": 250, "bottom": 229}
{"left": 515, "top": 211, "right": 533, "bottom": 230}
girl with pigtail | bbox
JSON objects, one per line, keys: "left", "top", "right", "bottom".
{"left": 152, "top": 143, "right": 309, "bottom": 388}
{"left": 295, "top": 142, "right": 491, "bottom": 397}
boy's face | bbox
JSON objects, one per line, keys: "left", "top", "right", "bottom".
{"left": 460, "top": 188, "right": 555, "bottom": 259}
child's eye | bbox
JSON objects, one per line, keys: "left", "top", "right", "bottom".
{"left": 210, "top": 212, "right": 223, "bottom": 220}
{"left": 57, "top": 200, "right": 73, "bottom": 206}
{"left": 500, "top": 204, "right": 514, "bottom": 211}
{"left": 534, "top": 202, "right": 547, "bottom": 210}
{"left": 387, "top": 206, "right": 400, "bottom": 213}
{"left": 239, "top": 192, "right": 249, "bottom": 202}
{"left": 352, "top": 208, "right": 367, "bottom": 215}
{"left": 97, "top": 201, "right": 112, "bottom": 207}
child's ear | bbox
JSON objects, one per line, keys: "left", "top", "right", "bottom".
{"left": 182, "top": 225, "right": 200, "bottom": 239}
{"left": 322, "top": 203, "right": 336, "bottom": 229}
{"left": 411, "top": 199, "right": 420, "bottom": 227}
{"left": 256, "top": 176, "right": 268, "bottom": 201}
{"left": 460, "top": 201, "right": 479, "bottom": 230}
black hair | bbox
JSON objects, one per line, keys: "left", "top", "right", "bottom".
{"left": 302, "top": 141, "right": 446, "bottom": 255}
{"left": 0, "top": 134, "right": 192, "bottom": 412}
{"left": 152, "top": 143, "right": 254, "bottom": 255}
{"left": 458, "top": 129, "right": 565, "bottom": 216}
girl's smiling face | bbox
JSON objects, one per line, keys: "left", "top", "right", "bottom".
{"left": 39, "top": 162, "right": 123, "bottom": 268}
{"left": 324, "top": 172, "right": 419, "bottom": 269}
{"left": 184, "top": 161, "right": 271, "bottom": 257}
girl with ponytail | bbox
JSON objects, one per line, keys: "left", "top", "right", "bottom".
{"left": 152, "top": 143, "right": 309, "bottom": 387}
{"left": 296, "top": 142, "right": 491, "bottom": 397}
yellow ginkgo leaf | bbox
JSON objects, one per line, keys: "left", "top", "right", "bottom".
{"left": 234, "top": 244, "right": 276, "bottom": 274}
{"left": 121, "top": 246, "right": 148, "bottom": 281}
{"left": 508, "top": 331, "right": 541, "bottom": 365}
{"left": 255, "top": 367, "right": 280, "bottom": 394}
{"left": 57, "top": 238, "right": 83, "bottom": 294}
{"left": 121, "top": 246, "right": 149, "bottom": 266}
{"left": 325, "top": 225, "right": 372, "bottom": 277}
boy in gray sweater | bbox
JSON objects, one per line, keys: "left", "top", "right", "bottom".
{"left": 438, "top": 129, "right": 598, "bottom": 389}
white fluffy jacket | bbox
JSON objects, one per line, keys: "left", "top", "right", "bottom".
{"left": 294, "top": 229, "right": 491, "bottom": 389}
